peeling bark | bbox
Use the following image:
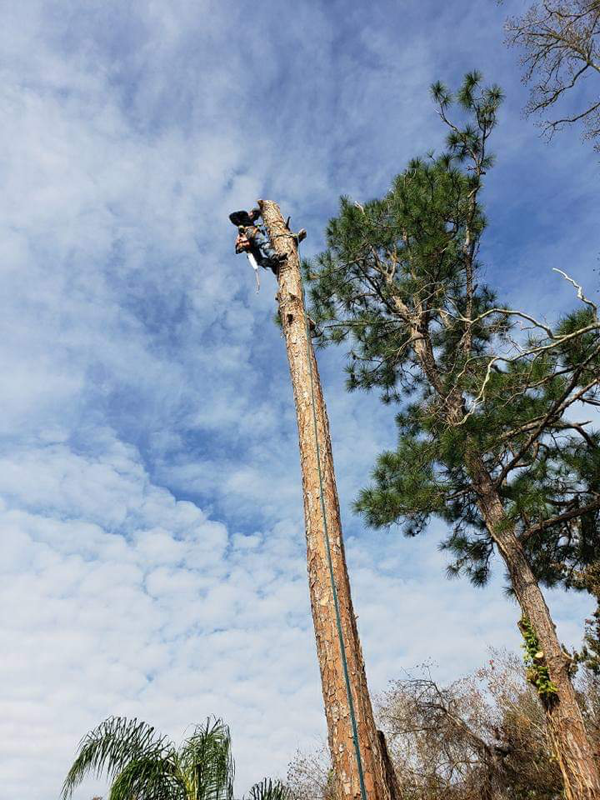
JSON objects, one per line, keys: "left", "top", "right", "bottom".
{"left": 259, "top": 200, "right": 398, "bottom": 800}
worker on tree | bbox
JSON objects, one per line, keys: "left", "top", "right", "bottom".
{"left": 229, "top": 208, "right": 285, "bottom": 277}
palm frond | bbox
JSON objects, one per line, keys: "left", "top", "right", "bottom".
{"left": 61, "top": 716, "right": 175, "bottom": 799}
{"left": 245, "top": 778, "right": 290, "bottom": 800}
{"left": 109, "top": 755, "right": 186, "bottom": 800}
{"left": 178, "top": 717, "right": 234, "bottom": 800}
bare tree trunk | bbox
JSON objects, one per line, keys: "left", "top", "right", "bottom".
{"left": 468, "top": 453, "right": 600, "bottom": 800}
{"left": 259, "top": 200, "right": 398, "bottom": 800}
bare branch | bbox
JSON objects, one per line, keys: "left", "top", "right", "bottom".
{"left": 505, "top": 0, "right": 600, "bottom": 149}
{"left": 553, "top": 267, "right": 599, "bottom": 313}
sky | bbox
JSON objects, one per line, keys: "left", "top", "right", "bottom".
{"left": 1, "top": 1, "right": 599, "bottom": 798}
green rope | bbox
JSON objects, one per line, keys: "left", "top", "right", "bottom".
{"left": 297, "top": 268, "right": 368, "bottom": 800}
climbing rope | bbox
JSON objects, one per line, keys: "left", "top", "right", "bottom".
{"left": 252, "top": 216, "right": 368, "bottom": 796}
{"left": 294, "top": 245, "right": 368, "bottom": 800}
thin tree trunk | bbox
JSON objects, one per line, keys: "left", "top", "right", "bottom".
{"left": 468, "top": 453, "right": 600, "bottom": 800}
{"left": 259, "top": 200, "right": 398, "bottom": 800}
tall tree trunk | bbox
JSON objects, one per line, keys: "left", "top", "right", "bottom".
{"left": 259, "top": 200, "right": 397, "bottom": 800}
{"left": 468, "top": 453, "right": 600, "bottom": 800}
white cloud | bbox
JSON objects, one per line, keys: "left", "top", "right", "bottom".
{"left": 1, "top": 438, "right": 592, "bottom": 798}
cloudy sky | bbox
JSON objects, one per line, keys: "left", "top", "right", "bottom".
{"left": 1, "top": 1, "right": 599, "bottom": 798}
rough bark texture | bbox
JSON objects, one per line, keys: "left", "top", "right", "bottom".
{"left": 467, "top": 452, "right": 600, "bottom": 800}
{"left": 259, "top": 200, "right": 397, "bottom": 800}
{"left": 377, "top": 730, "right": 404, "bottom": 800}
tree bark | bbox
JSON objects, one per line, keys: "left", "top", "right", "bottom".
{"left": 467, "top": 453, "right": 600, "bottom": 800}
{"left": 259, "top": 200, "right": 398, "bottom": 800}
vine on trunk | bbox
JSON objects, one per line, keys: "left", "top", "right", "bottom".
{"left": 519, "top": 616, "right": 558, "bottom": 701}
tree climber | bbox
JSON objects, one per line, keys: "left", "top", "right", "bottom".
{"left": 229, "top": 208, "right": 286, "bottom": 278}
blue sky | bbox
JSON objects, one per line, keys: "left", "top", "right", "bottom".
{"left": 1, "top": 1, "right": 599, "bottom": 797}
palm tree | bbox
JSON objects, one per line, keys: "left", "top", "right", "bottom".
{"left": 245, "top": 779, "right": 290, "bottom": 800}
{"left": 61, "top": 716, "right": 289, "bottom": 800}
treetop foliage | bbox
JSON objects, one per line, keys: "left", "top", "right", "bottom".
{"left": 304, "top": 72, "right": 600, "bottom": 591}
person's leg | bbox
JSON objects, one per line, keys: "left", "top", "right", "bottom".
{"left": 253, "top": 231, "right": 287, "bottom": 272}
{"left": 250, "top": 243, "right": 283, "bottom": 275}
{"left": 249, "top": 244, "right": 267, "bottom": 267}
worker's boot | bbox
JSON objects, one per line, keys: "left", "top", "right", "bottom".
{"left": 268, "top": 253, "right": 287, "bottom": 274}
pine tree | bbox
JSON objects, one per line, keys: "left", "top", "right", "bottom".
{"left": 305, "top": 73, "right": 600, "bottom": 800}
{"left": 575, "top": 563, "right": 600, "bottom": 676}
